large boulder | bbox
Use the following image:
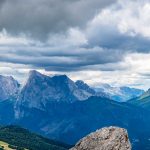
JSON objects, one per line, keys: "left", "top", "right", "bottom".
{"left": 70, "top": 126, "right": 131, "bottom": 150}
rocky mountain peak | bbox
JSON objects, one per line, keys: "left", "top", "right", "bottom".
{"left": 0, "top": 75, "right": 20, "bottom": 101}
{"left": 75, "top": 80, "right": 96, "bottom": 95}
{"left": 28, "top": 70, "right": 46, "bottom": 80}
{"left": 70, "top": 126, "right": 131, "bottom": 150}
{"left": 75, "top": 80, "right": 91, "bottom": 89}
{"left": 137, "top": 88, "right": 150, "bottom": 100}
{"left": 51, "top": 74, "right": 70, "bottom": 84}
{"left": 17, "top": 71, "right": 92, "bottom": 110}
{"left": 75, "top": 80, "right": 85, "bottom": 85}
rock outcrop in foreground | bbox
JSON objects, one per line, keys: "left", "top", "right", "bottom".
{"left": 70, "top": 126, "right": 131, "bottom": 150}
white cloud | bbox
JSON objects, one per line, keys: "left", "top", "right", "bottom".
{"left": 84, "top": 0, "right": 150, "bottom": 49}
{"left": 113, "top": 0, "right": 150, "bottom": 37}
{"left": 1, "top": 0, "right": 150, "bottom": 90}
{"left": 117, "top": 0, "right": 150, "bottom": 38}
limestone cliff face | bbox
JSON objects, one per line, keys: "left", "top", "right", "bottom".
{"left": 70, "top": 126, "right": 131, "bottom": 150}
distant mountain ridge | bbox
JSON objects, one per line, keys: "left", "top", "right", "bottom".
{"left": 14, "top": 70, "right": 144, "bottom": 113}
{"left": 75, "top": 80, "right": 109, "bottom": 98}
{"left": 0, "top": 70, "right": 142, "bottom": 105}
{"left": 94, "top": 83, "right": 144, "bottom": 102}
{"left": 129, "top": 88, "right": 150, "bottom": 108}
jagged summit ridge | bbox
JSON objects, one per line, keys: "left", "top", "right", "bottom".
{"left": 11, "top": 70, "right": 144, "bottom": 112}
{"left": 29, "top": 70, "right": 45, "bottom": 78}
{"left": 0, "top": 70, "right": 144, "bottom": 109}
{"left": 75, "top": 80, "right": 108, "bottom": 98}
{"left": 17, "top": 70, "right": 92, "bottom": 110}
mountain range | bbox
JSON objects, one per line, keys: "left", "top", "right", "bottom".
{"left": 129, "top": 88, "right": 150, "bottom": 109}
{"left": 94, "top": 84, "right": 144, "bottom": 102}
{"left": 0, "top": 70, "right": 143, "bottom": 104}
{"left": 0, "top": 70, "right": 149, "bottom": 150}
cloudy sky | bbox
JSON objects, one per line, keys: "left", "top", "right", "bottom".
{"left": 1, "top": 0, "right": 150, "bottom": 89}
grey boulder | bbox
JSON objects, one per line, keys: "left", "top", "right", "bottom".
{"left": 70, "top": 126, "right": 131, "bottom": 150}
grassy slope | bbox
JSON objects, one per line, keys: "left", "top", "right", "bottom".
{"left": 0, "top": 125, "right": 70, "bottom": 150}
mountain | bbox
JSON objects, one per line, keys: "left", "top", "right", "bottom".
{"left": 75, "top": 80, "right": 108, "bottom": 98}
{"left": 0, "top": 100, "right": 15, "bottom": 124}
{"left": 94, "top": 84, "right": 144, "bottom": 102}
{"left": 0, "top": 75, "right": 20, "bottom": 101}
{"left": 129, "top": 88, "right": 150, "bottom": 108}
{"left": 16, "top": 70, "right": 91, "bottom": 111}
{"left": 0, "top": 125, "right": 70, "bottom": 150}
{"left": 139, "top": 88, "right": 150, "bottom": 99}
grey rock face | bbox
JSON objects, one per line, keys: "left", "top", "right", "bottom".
{"left": 70, "top": 126, "right": 131, "bottom": 150}
{"left": 16, "top": 70, "right": 91, "bottom": 111}
{"left": 75, "top": 80, "right": 108, "bottom": 98}
{"left": 0, "top": 75, "right": 19, "bottom": 101}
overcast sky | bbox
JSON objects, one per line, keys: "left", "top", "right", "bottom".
{"left": 0, "top": 0, "right": 150, "bottom": 89}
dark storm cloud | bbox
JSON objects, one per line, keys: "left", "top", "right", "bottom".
{"left": 0, "top": 46, "right": 124, "bottom": 72}
{"left": 0, "top": 0, "right": 116, "bottom": 40}
{"left": 87, "top": 28, "right": 150, "bottom": 53}
{"left": 0, "top": 0, "right": 150, "bottom": 75}
{"left": 0, "top": 0, "right": 5, "bottom": 6}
